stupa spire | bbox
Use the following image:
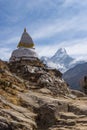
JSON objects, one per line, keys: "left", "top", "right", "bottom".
{"left": 24, "top": 28, "right": 26, "bottom": 32}
{"left": 17, "top": 28, "right": 34, "bottom": 48}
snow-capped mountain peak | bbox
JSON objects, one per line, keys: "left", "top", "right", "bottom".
{"left": 52, "top": 48, "right": 68, "bottom": 59}
{"left": 55, "top": 48, "right": 67, "bottom": 55}
{"left": 41, "top": 48, "right": 85, "bottom": 73}
{"left": 50, "top": 48, "right": 74, "bottom": 65}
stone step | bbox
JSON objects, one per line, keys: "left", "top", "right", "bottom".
{"left": 75, "top": 125, "right": 87, "bottom": 130}
{"left": 76, "top": 117, "right": 87, "bottom": 124}
{"left": 59, "top": 112, "right": 78, "bottom": 120}
{"left": 56, "top": 118, "right": 76, "bottom": 126}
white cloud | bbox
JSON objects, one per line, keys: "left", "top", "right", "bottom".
{"left": 32, "top": 13, "right": 87, "bottom": 40}
{"left": 1, "top": 0, "right": 87, "bottom": 61}
{"left": 65, "top": 38, "right": 87, "bottom": 56}
{"left": 36, "top": 37, "right": 87, "bottom": 60}
{"left": 64, "top": 0, "right": 87, "bottom": 7}
{"left": 0, "top": 48, "right": 12, "bottom": 61}
{"left": 1, "top": 37, "right": 87, "bottom": 61}
{"left": 2, "top": 36, "right": 19, "bottom": 45}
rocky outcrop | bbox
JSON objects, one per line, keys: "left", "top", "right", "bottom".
{"left": 0, "top": 59, "right": 87, "bottom": 130}
{"left": 9, "top": 60, "right": 69, "bottom": 96}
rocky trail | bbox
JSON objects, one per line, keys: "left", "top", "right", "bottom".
{"left": 0, "top": 59, "right": 87, "bottom": 130}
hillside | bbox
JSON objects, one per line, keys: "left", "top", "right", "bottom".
{"left": 0, "top": 59, "right": 87, "bottom": 130}
{"left": 63, "top": 62, "right": 87, "bottom": 90}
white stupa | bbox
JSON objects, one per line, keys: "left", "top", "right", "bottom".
{"left": 9, "top": 28, "right": 38, "bottom": 62}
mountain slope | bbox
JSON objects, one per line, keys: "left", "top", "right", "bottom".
{"left": 41, "top": 48, "right": 85, "bottom": 73}
{"left": 63, "top": 62, "right": 87, "bottom": 90}
{"left": 0, "top": 59, "right": 87, "bottom": 130}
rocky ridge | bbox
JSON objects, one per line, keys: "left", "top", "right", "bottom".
{"left": 0, "top": 59, "right": 87, "bottom": 130}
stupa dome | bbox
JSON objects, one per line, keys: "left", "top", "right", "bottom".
{"left": 17, "top": 28, "right": 34, "bottom": 48}
{"left": 10, "top": 48, "right": 38, "bottom": 62}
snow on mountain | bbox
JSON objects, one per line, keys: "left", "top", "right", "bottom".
{"left": 51, "top": 48, "right": 68, "bottom": 60}
{"left": 40, "top": 56, "right": 49, "bottom": 64}
{"left": 41, "top": 48, "right": 85, "bottom": 73}
{"left": 50, "top": 48, "right": 74, "bottom": 65}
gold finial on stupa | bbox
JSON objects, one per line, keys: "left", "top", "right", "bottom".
{"left": 24, "top": 28, "right": 26, "bottom": 32}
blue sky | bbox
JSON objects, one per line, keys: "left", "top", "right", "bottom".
{"left": 0, "top": 0, "right": 87, "bottom": 60}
